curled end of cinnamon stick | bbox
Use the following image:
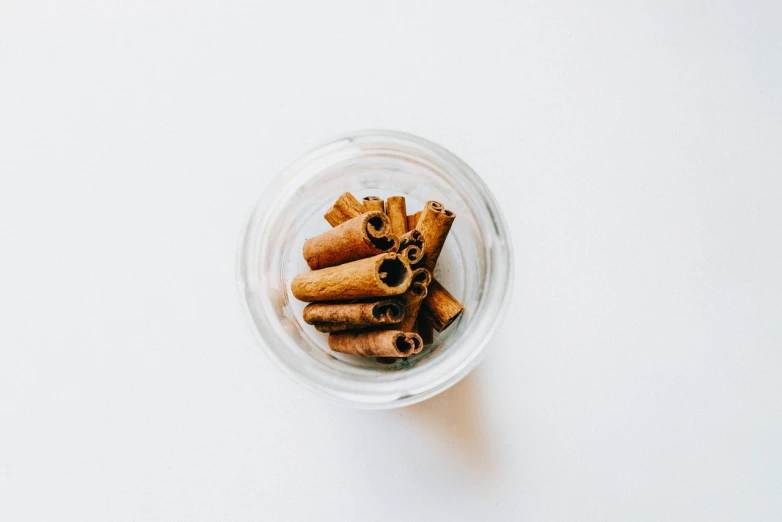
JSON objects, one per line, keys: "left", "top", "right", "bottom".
{"left": 373, "top": 299, "right": 404, "bottom": 322}
{"left": 398, "top": 229, "right": 425, "bottom": 265}
{"left": 427, "top": 200, "right": 444, "bottom": 212}
{"left": 375, "top": 254, "right": 411, "bottom": 292}
{"left": 364, "top": 212, "right": 398, "bottom": 252}
{"left": 400, "top": 244, "right": 422, "bottom": 264}
{"left": 394, "top": 331, "right": 423, "bottom": 355}
{"left": 399, "top": 229, "right": 423, "bottom": 246}
{"left": 411, "top": 267, "right": 432, "bottom": 287}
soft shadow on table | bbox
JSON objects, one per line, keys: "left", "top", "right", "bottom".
{"left": 403, "top": 371, "right": 494, "bottom": 475}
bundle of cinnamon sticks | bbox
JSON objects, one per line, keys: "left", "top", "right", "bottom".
{"left": 291, "top": 192, "right": 464, "bottom": 359}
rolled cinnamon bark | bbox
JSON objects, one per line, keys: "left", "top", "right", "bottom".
{"left": 410, "top": 266, "right": 432, "bottom": 287}
{"left": 414, "top": 201, "right": 455, "bottom": 272}
{"left": 303, "top": 211, "right": 398, "bottom": 270}
{"left": 396, "top": 268, "right": 431, "bottom": 332}
{"left": 313, "top": 323, "right": 370, "bottom": 333}
{"left": 399, "top": 244, "right": 422, "bottom": 265}
{"left": 416, "top": 314, "right": 435, "bottom": 345}
{"left": 398, "top": 229, "right": 425, "bottom": 266}
{"left": 303, "top": 299, "right": 404, "bottom": 332}
{"left": 422, "top": 278, "right": 464, "bottom": 331}
{"left": 324, "top": 192, "right": 366, "bottom": 227}
{"left": 362, "top": 196, "right": 384, "bottom": 213}
{"left": 385, "top": 196, "right": 407, "bottom": 237}
{"left": 329, "top": 330, "right": 424, "bottom": 357}
{"left": 406, "top": 211, "right": 421, "bottom": 232}
{"left": 291, "top": 253, "right": 412, "bottom": 302}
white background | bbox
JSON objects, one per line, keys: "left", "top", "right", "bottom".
{"left": 1, "top": 1, "right": 781, "bottom": 520}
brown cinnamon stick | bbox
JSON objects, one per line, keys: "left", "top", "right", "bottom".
{"left": 422, "top": 278, "right": 464, "bottom": 331}
{"left": 312, "top": 323, "right": 371, "bottom": 333}
{"left": 416, "top": 269, "right": 431, "bottom": 286}
{"left": 398, "top": 229, "right": 425, "bottom": 266}
{"left": 399, "top": 245, "right": 422, "bottom": 265}
{"left": 362, "top": 196, "right": 384, "bottom": 213}
{"left": 385, "top": 196, "right": 407, "bottom": 237}
{"left": 291, "top": 253, "right": 412, "bottom": 302}
{"left": 303, "top": 299, "right": 404, "bottom": 332}
{"left": 396, "top": 268, "right": 431, "bottom": 332}
{"left": 416, "top": 314, "right": 435, "bottom": 345}
{"left": 324, "top": 192, "right": 365, "bottom": 227}
{"left": 406, "top": 211, "right": 421, "bottom": 232}
{"left": 415, "top": 201, "right": 455, "bottom": 272}
{"left": 303, "top": 211, "right": 398, "bottom": 270}
{"left": 329, "top": 330, "right": 423, "bottom": 357}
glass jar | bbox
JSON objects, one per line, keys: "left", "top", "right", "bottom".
{"left": 237, "top": 130, "right": 513, "bottom": 408}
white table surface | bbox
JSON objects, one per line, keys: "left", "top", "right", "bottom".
{"left": 2, "top": 1, "right": 781, "bottom": 520}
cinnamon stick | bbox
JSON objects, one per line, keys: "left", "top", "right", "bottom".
{"left": 291, "top": 253, "right": 412, "bottom": 302}
{"left": 396, "top": 268, "right": 431, "bottom": 332}
{"left": 406, "top": 211, "right": 421, "bottom": 232}
{"left": 422, "top": 278, "right": 464, "bottom": 331}
{"left": 313, "top": 323, "right": 372, "bottom": 333}
{"left": 414, "top": 201, "right": 455, "bottom": 272}
{"left": 303, "top": 211, "right": 398, "bottom": 270}
{"left": 412, "top": 267, "right": 433, "bottom": 287}
{"left": 398, "top": 229, "right": 425, "bottom": 266}
{"left": 329, "top": 330, "right": 424, "bottom": 357}
{"left": 416, "top": 314, "right": 435, "bottom": 345}
{"left": 385, "top": 196, "right": 407, "bottom": 237}
{"left": 303, "top": 299, "right": 404, "bottom": 332}
{"left": 324, "top": 192, "right": 365, "bottom": 227}
{"left": 399, "top": 244, "right": 422, "bottom": 265}
{"left": 362, "top": 196, "right": 384, "bottom": 213}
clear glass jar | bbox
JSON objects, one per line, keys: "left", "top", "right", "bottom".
{"left": 237, "top": 130, "right": 513, "bottom": 408}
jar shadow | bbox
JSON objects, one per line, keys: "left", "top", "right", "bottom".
{"left": 404, "top": 372, "right": 494, "bottom": 475}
